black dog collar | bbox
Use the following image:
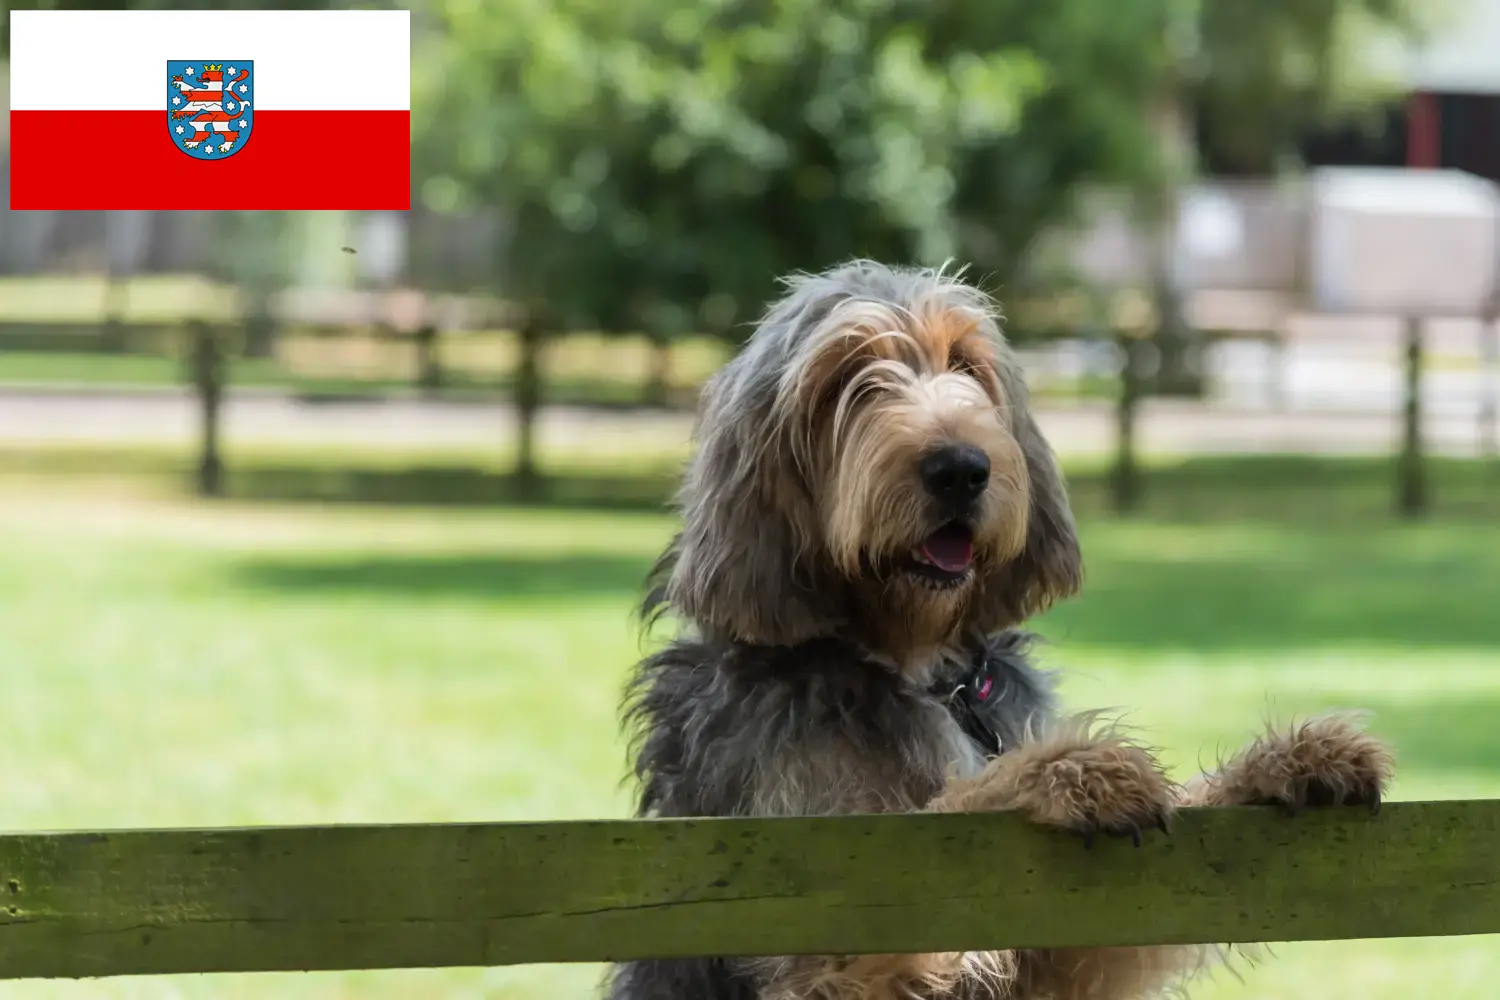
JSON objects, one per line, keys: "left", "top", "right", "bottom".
{"left": 942, "top": 656, "right": 1003, "bottom": 757}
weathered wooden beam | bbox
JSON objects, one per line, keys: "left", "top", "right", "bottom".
{"left": 0, "top": 800, "right": 1495, "bottom": 980}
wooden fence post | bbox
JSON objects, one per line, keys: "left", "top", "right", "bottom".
{"left": 1397, "top": 316, "right": 1426, "bottom": 518}
{"left": 1480, "top": 313, "right": 1498, "bottom": 461}
{"left": 414, "top": 324, "right": 443, "bottom": 395}
{"left": 100, "top": 275, "right": 130, "bottom": 354}
{"left": 513, "top": 317, "right": 543, "bottom": 496}
{"left": 1111, "top": 332, "right": 1144, "bottom": 514}
{"left": 190, "top": 320, "right": 225, "bottom": 498}
{"left": 644, "top": 333, "right": 672, "bottom": 408}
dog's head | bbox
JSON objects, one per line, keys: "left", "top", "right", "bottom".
{"left": 654, "top": 261, "right": 1081, "bottom": 665}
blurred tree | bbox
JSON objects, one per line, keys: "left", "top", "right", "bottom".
{"left": 1190, "top": 0, "right": 1429, "bottom": 176}
{"left": 418, "top": 0, "right": 1176, "bottom": 486}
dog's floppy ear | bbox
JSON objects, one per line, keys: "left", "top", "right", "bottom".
{"left": 972, "top": 359, "right": 1083, "bottom": 629}
{"left": 658, "top": 352, "right": 836, "bottom": 645}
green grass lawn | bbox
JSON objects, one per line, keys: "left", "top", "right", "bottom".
{"left": 0, "top": 454, "right": 1497, "bottom": 998}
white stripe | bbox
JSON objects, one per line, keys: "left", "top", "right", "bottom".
{"left": 9, "top": 10, "right": 409, "bottom": 111}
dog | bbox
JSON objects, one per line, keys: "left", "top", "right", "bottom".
{"left": 607, "top": 260, "right": 1394, "bottom": 1000}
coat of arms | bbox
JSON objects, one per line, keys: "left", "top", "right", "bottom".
{"left": 167, "top": 60, "right": 254, "bottom": 159}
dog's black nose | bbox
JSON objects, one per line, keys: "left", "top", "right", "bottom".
{"left": 919, "top": 444, "right": 990, "bottom": 506}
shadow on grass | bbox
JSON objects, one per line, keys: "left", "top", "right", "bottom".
{"left": 226, "top": 465, "right": 681, "bottom": 511}
{"left": 235, "top": 553, "right": 656, "bottom": 600}
{"left": 0, "top": 444, "right": 685, "bottom": 510}
{"left": 5, "top": 444, "right": 1499, "bottom": 517}
{"left": 284, "top": 373, "right": 700, "bottom": 411}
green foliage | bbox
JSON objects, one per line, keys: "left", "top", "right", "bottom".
{"left": 419, "top": 0, "right": 1175, "bottom": 341}
{"left": 1192, "top": 0, "right": 1430, "bottom": 173}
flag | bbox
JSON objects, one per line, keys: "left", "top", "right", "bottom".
{"left": 8, "top": 9, "right": 410, "bottom": 211}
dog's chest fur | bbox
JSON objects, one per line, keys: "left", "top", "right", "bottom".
{"left": 610, "top": 631, "right": 1056, "bottom": 999}
{"left": 626, "top": 630, "right": 1055, "bottom": 818}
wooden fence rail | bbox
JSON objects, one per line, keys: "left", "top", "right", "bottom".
{"left": 0, "top": 800, "right": 1496, "bottom": 980}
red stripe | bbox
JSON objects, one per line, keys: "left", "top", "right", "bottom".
{"left": 1406, "top": 92, "right": 1441, "bottom": 169}
{"left": 9, "top": 109, "right": 410, "bottom": 210}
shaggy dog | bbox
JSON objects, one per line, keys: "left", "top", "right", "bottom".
{"left": 607, "top": 261, "right": 1394, "bottom": 1000}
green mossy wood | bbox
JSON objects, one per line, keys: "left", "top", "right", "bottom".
{"left": 0, "top": 801, "right": 1495, "bottom": 979}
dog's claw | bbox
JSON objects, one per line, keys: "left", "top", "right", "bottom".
{"left": 1076, "top": 814, "right": 1168, "bottom": 850}
{"left": 1252, "top": 778, "right": 1386, "bottom": 818}
{"left": 1346, "top": 783, "right": 1382, "bottom": 815}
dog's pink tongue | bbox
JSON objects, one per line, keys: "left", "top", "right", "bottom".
{"left": 921, "top": 525, "right": 974, "bottom": 572}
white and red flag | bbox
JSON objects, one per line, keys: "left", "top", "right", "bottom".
{"left": 8, "top": 9, "right": 410, "bottom": 210}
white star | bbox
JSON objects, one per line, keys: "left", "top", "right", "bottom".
{"left": 226, "top": 66, "right": 236, "bottom": 76}
{"left": 185, "top": 67, "right": 194, "bottom": 76}
{"left": 220, "top": 141, "right": 233, "bottom": 152}
{"left": 202, "top": 144, "right": 213, "bottom": 154}
{"left": 238, "top": 84, "right": 247, "bottom": 94}
{"left": 175, "top": 125, "right": 185, "bottom": 134}
{"left": 172, "top": 95, "right": 181, "bottom": 105}
{"left": 226, "top": 102, "right": 235, "bottom": 112}
{"left": 238, "top": 119, "right": 248, "bottom": 128}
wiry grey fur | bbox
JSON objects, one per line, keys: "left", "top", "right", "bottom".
{"left": 643, "top": 260, "right": 1081, "bottom": 652}
{"left": 608, "top": 633, "right": 1056, "bottom": 1000}
{"left": 607, "top": 261, "right": 1079, "bottom": 1000}
{"left": 606, "top": 261, "right": 1397, "bottom": 1000}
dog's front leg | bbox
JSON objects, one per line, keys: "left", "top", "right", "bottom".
{"left": 1155, "top": 713, "right": 1395, "bottom": 993}
{"left": 931, "top": 721, "right": 1209, "bottom": 1000}
{"left": 1181, "top": 712, "right": 1394, "bottom": 813}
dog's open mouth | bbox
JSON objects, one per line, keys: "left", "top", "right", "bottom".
{"left": 906, "top": 521, "right": 975, "bottom": 586}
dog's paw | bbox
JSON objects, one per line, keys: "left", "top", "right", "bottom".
{"left": 1217, "top": 714, "right": 1394, "bottom": 816}
{"left": 1011, "top": 737, "right": 1177, "bottom": 847}
{"left": 941, "top": 730, "right": 1176, "bottom": 848}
